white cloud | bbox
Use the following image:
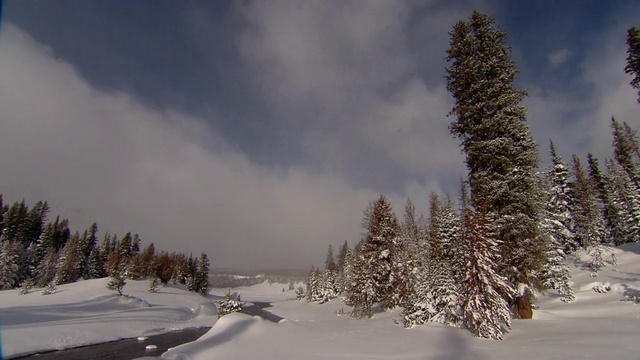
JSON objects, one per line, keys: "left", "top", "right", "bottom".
{"left": 0, "top": 23, "right": 407, "bottom": 269}
{"left": 548, "top": 48, "right": 572, "bottom": 68}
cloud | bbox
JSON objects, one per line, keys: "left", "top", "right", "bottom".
{"left": 0, "top": 23, "right": 407, "bottom": 270}
{"left": 235, "top": 0, "right": 467, "bottom": 192}
{"left": 527, "top": 15, "right": 638, "bottom": 166}
{"left": 548, "top": 48, "right": 572, "bottom": 68}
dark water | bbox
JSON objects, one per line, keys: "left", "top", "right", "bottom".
{"left": 240, "top": 301, "right": 283, "bottom": 323}
{"left": 11, "top": 327, "right": 211, "bottom": 360}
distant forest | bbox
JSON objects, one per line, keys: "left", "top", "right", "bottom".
{"left": 0, "top": 195, "right": 211, "bottom": 297}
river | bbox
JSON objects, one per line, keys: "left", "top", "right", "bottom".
{"left": 11, "top": 302, "right": 282, "bottom": 360}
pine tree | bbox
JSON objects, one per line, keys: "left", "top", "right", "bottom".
{"left": 347, "top": 196, "right": 401, "bottom": 314}
{"left": 337, "top": 245, "right": 354, "bottom": 296}
{"left": 625, "top": 27, "right": 640, "bottom": 103}
{"left": 196, "top": 253, "right": 211, "bottom": 297}
{"left": 437, "top": 196, "right": 462, "bottom": 268}
{"left": 400, "top": 260, "right": 432, "bottom": 327}
{"left": 537, "top": 173, "right": 575, "bottom": 302}
{"left": 605, "top": 159, "right": 640, "bottom": 244}
{"left": 348, "top": 245, "right": 377, "bottom": 318}
{"left": 34, "top": 248, "right": 59, "bottom": 287}
{"left": 106, "top": 252, "right": 126, "bottom": 295}
{"left": 55, "top": 233, "right": 82, "bottom": 285}
{"left": 460, "top": 205, "right": 515, "bottom": 340}
{"left": 186, "top": 256, "right": 200, "bottom": 293}
{"left": 50, "top": 217, "right": 71, "bottom": 252}
{"left": 148, "top": 275, "right": 160, "bottom": 293}
{"left": 446, "top": 11, "right": 543, "bottom": 318}
{"left": 546, "top": 141, "right": 578, "bottom": 252}
{"left": 611, "top": 118, "right": 640, "bottom": 187}
{"left": 428, "top": 257, "right": 462, "bottom": 326}
{"left": 571, "top": 155, "right": 608, "bottom": 270}
{"left": 87, "top": 247, "right": 104, "bottom": 279}
{"left": 0, "top": 240, "right": 19, "bottom": 289}
{"left": 623, "top": 122, "right": 640, "bottom": 164}
{"left": 78, "top": 223, "right": 98, "bottom": 279}
{"left": 588, "top": 154, "right": 626, "bottom": 245}
{"left": 0, "top": 200, "right": 28, "bottom": 244}
{"left": 337, "top": 241, "right": 349, "bottom": 274}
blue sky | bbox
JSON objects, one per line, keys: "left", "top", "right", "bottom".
{"left": 0, "top": 1, "right": 638, "bottom": 269}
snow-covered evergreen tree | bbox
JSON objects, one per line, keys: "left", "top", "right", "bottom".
{"left": 218, "top": 291, "right": 244, "bottom": 317}
{"left": 347, "top": 195, "right": 401, "bottom": 315}
{"left": 195, "top": 253, "right": 211, "bottom": 297}
{"left": 400, "top": 261, "right": 432, "bottom": 328}
{"left": 348, "top": 244, "right": 377, "bottom": 318}
{"left": 0, "top": 240, "right": 19, "bottom": 289}
{"left": 626, "top": 26, "right": 640, "bottom": 102}
{"left": 55, "top": 233, "right": 82, "bottom": 285}
{"left": 588, "top": 154, "right": 627, "bottom": 246}
{"left": 611, "top": 117, "right": 640, "bottom": 187}
{"left": 606, "top": 158, "right": 640, "bottom": 244}
{"left": 305, "top": 266, "right": 321, "bottom": 303}
{"left": 87, "top": 247, "right": 104, "bottom": 279}
{"left": 446, "top": 10, "right": 543, "bottom": 318}
{"left": 106, "top": 252, "right": 126, "bottom": 295}
{"left": 34, "top": 248, "right": 59, "bottom": 287}
{"left": 428, "top": 257, "right": 462, "bottom": 326}
{"left": 572, "top": 156, "right": 609, "bottom": 275}
{"left": 148, "top": 275, "right": 160, "bottom": 293}
{"left": 546, "top": 141, "right": 577, "bottom": 252}
{"left": 436, "top": 196, "right": 462, "bottom": 274}
{"left": 460, "top": 205, "right": 515, "bottom": 340}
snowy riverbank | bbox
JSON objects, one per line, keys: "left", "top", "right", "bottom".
{"left": 2, "top": 245, "right": 640, "bottom": 359}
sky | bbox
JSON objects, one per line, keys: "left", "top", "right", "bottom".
{"left": 0, "top": 1, "right": 638, "bottom": 270}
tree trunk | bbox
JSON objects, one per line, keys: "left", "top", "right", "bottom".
{"left": 516, "top": 295, "right": 533, "bottom": 319}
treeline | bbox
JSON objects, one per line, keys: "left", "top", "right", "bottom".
{"left": 304, "top": 13, "right": 640, "bottom": 341}
{"left": 0, "top": 197, "right": 211, "bottom": 296}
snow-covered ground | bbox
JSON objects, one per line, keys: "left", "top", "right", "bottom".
{"left": 0, "top": 279, "right": 219, "bottom": 358}
{"left": 2, "top": 245, "right": 640, "bottom": 359}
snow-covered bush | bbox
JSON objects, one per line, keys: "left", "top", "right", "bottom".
{"left": 148, "top": 276, "right": 160, "bottom": 293}
{"left": 218, "top": 291, "right": 244, "bottom": 317}
{"left": 18, "top": 277, "right": 34, "bottom": 295}
{"left": 41, "top": 281, "right": 56, "bottom": 295}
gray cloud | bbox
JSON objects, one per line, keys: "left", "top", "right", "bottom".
{"left": 0, "top": 23, "right": 399, "bottom": 269}
{"left": 527, "top": 12, "right": 639, "bottom": 165}
{"left": 548, "top": 48, "right": 572, "bottom": 68}
{"left": 235, "top": 0, "right": 467, "bottom": 193}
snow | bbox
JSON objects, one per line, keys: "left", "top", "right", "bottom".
{"left": 2, "top": 245, "right": 640, "bottom": 359}
{"left": 0, "top": 278, "right": 219, "bottom": 358}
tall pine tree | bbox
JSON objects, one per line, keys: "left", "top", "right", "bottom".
{"left": 625, "top": 27, "right": 640, "bottom": 103}
{"left": 446, "top": 11, "right": 543, "bottom": 317}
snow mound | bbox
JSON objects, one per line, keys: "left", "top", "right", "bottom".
{"left": 162, "top": 313, "right": 265, "bottom": 360}
{"left": 194, "top": 302, "right": 218, "bottom": 316}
